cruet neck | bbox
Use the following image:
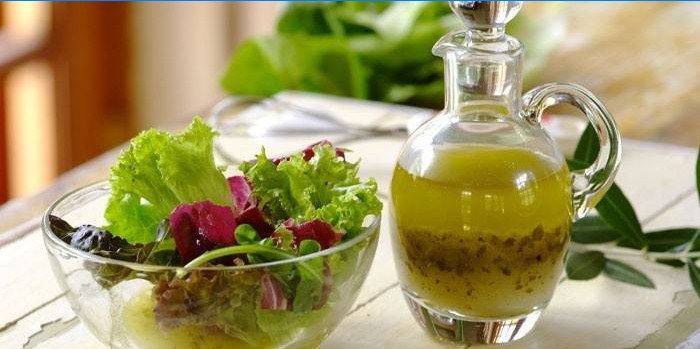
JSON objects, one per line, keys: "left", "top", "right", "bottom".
{"left": 434, "top": 1, "right": 525, "bottom": 117}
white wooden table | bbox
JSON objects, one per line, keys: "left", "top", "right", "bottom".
{"left": 0, "top": 92, "right": 698, "bottom": 349}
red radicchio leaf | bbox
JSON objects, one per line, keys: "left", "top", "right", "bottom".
{"left": 237, "top": 207, "right": 275, "bottom": 238}
{"left": 272, "top": 140, "right": 345, "bottom": 165}
{"left": 315, "top": 263, "right": 333, "bottom": 310}
{"left": 283, "top": 219, "right": 343, "bottom": 250}
{"left": 302, "top": 140, "right": 345, "bottom": 161}
{"left": 170, "top": 201, "right": 237, "bottom": 263}
{"left": 227, "top": 176, "right": 254, "bottom": 212}
{"left": 227, "top": 175, "right": 274, "bottom": 237}
{"left": 260, "top": 272, "right": 288, "bottom": 310}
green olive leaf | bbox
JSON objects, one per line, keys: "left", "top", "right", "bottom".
{"left": 572, "top": 124, "right": 599, "bottom": 168}
{"left": 571, "top": 215, "right": 620, "bottom": 244}
{"left": 566, "top": 250, "right": 606, "bottom": 280}
{"left": 595, "top": 183, "right": 646, "bottom": 249}
{"left": 688, "top": 259, "right": 700, "bottom": 298}
{"left": 656, "top": 259, "right": 687, "bottom": 268}
{"left": 569, "top": 124, "right": 646, "bottom": 249}
{"left": 568, "top": 157, "right": 646, "bottom": 249}
{"left": 618, "top": 228, "right": 698, "bottom": 252}
{"left": 690, "top": 229, "right": 700, "bottom": 252}
{"left": 603, "top": 259, "right": 655, "bottom": 288}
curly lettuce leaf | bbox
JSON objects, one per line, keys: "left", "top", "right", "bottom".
{"left": 104, "top": 193, "right": 163, "bottom": 244}
{"left": 240, "top": 143, "right": 382, "bottom": 239}
{"left": 158, "top": 119, "right": 232, "bottom": 207}
{"left": 108, "top": 129, "right": 179, "bottom": 218}
{"left": 314, "top": 179, "right": 382, "bottom": 238}
{"left": 239, "top": 149, "right": 298, "bottom": 223}
{"left": 106, "top": 117, "right": 231, "bottom": 243}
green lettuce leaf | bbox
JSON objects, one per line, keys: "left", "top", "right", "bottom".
{"left": 219, "top": 38, "right": 284, "bottom": 97}
{"left": 292, "top": 253, "right": 324, "bottom": 312}
{"left": 314, "top": 179, "right": 382, "bottom": 239}
{"left": 239, "top": 149, "right": 298, "bottom": 223}
{"left": 210, "top": 267, "right": 327, "bottom": 347}
{"left": 221, "top": 34, "right": 367, "bottom": 99}
{"left": 104, "top": 193, "right": 162, "bottom": 245}
{"left": 105, "top": 118, "right": 231, "bottom": 243}
{"left": 240, "top": 143, "right": 382, "bottom": 238}
{"left": 221, "top": 2, "right": 563, "bottom": 107}
{"left": 158, "top": 119, "right": 232, "bottom": 207}
{"left": 216, "top": 295, "right": 268, "bottom": 346}
{"left": 255, "top": 307, "right": 326, "bottom": 345}
{"left": 108, "top": 129, "right": 179, "bottom": 217}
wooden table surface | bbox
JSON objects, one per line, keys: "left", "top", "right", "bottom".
{"left": 0, "top": 92, "right": 698, "bottom": 349}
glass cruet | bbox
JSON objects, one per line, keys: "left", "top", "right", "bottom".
{"left": 389, "top": 1, "right": 621, "bottom": 345}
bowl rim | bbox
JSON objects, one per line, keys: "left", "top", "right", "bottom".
{"left": 42, "top": 180, "right": 381, "bottom": 272}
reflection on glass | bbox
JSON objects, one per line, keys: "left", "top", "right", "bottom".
{"left": 515, "top": 172, "right": 537, "bottom": 208}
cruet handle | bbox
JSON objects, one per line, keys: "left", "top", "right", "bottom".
{"left": 521, "top": 83, "right": 622, "bottom": 221}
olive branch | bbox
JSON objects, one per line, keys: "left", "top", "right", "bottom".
{"left": 565, "top": 125, "right": 700, "bottom": 295}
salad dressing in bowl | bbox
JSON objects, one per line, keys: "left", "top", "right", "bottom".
{"left": 123, "top": 291, "right": 265, "bottom": 349}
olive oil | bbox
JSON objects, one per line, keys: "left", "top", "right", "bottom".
{"left": 122, "top": 291, "right": 265, "bottom": 349}
{"left": 391, "top": 145, "right": 572, "bottom": 318}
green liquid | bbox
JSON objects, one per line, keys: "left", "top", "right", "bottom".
{"left": 122, "top": 291, "right": 268, "bottom": 349}
{"left": 391, "top": 146, "right": 572, "bottom": 318}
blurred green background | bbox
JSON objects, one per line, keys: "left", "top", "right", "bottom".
{"left": 221, "top": 2, "right": 566, "bottom": 109}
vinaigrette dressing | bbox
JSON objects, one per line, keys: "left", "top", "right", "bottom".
{"left": 388, "top": 1, "right": 620, "bottom": 344}
{"left": 391, "top": 146, "right": 571, "bottom": 317}
{"left": 122, "top": 291, "right": 267, "bottom": 349}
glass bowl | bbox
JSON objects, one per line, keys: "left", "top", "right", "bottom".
{"left": 42, "top": 181, "right": 380, "bottom": 349}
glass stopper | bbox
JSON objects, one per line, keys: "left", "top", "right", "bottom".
{"left": 449, "top": 1, "right": 522, "bottom": 38}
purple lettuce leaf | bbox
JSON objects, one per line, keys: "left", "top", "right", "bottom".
{"left": 170, "top": 200, "right": 237, "bottom": 263}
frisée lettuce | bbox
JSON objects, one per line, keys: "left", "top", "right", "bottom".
{"left": 105, "top": 117, "right": 231, "bottom": 243}
{"left": 240, "top": 141, "right": 382, "bottom": 239}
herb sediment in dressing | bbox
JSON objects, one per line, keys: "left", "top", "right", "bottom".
{"left": 391, "top": 145, "right": 571, "bottom": 318}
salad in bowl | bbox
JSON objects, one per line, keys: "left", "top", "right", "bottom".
{"left": 42, "top": 118, "right": 382, "bottom": 349}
